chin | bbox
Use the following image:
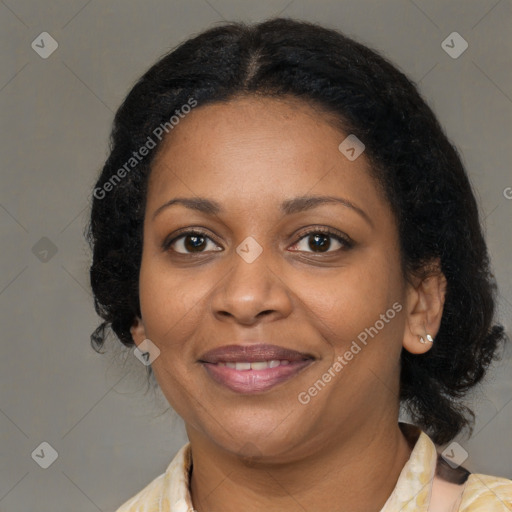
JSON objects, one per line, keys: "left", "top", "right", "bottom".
{"left": 202, "top": 411, "right": 312, "bottom": 460}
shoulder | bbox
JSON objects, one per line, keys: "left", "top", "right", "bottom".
{"left": 458, "top": 473, "right": 512, "bottom": 511}
{"left": 115, "top": 471, "right": 166, "bottom": 512}
{"left": 114, "top": 443, "right": 192, "bottom": 512}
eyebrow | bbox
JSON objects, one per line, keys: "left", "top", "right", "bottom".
{"left": 152, "top": 195, "right": 373, "bottom": 226}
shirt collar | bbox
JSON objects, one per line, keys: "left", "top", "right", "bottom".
{"left": 161, "top": 422, "right": 437, "bottom": 512}
{"left": 379, "top": 422, "right": 438, "bottom": 511}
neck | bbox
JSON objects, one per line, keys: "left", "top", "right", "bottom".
{"left": 188, "top": 420, "right": 415, "bottom": 512}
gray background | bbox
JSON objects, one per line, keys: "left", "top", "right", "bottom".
{"left": 1, "top": 0, "right": 511, "bottom": 510}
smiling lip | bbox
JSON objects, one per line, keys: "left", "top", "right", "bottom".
{"left": 199, "top": 344, "right": 314, "bottom": 394}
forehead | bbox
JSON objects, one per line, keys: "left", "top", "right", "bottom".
{"left": 147, "top": 95, "right": 384, "bottom": 216}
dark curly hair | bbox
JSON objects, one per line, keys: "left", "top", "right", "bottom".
{"left": 87, "top": 17, "right": 506, "bottom": 445}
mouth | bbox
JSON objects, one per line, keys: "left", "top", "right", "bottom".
{"left": 198, "top": 344, "right": 315, "bottom": 394}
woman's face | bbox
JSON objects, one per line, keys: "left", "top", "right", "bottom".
{"left": 132, "top": 95, "right": 412, "bottom": 460}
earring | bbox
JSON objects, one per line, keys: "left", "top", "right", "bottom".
{"left": 419, "top": 334, "right": 434, "bottom": 344}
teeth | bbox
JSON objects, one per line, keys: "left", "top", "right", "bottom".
{"left": 250, "top": 361, "right": 268, "bottom": 370}
{"left": 217, "top": 360, "right": 291, "bottom": 370}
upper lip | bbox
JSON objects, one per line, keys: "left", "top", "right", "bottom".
{"left": 199, "top": 344, "right": 314, "bottom": 363}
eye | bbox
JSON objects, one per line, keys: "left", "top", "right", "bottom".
{"left": 164, "top": 227, "right": 353, "bottom": 255}
{"left": 289, "top": 228, "right": 353, "bottom": 254}
{"left": 165, "top": 230, "right": 222, "bottom": 254}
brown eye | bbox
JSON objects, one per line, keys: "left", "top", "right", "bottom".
{"left": 167, "top": 231, "right": 222, "bottom": 254}
{"left": 290, "top": 228, "right": 353, "bottom": 254}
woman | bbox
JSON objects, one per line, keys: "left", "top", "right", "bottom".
{"left": 87, "top": 18, "right": 512, "bottom": 512}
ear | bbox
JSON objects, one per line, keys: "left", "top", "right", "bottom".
{"left": 402, "top": 261, "right": 447, "bottom": 355}
{"left": 130, "top": 316, "right": 148, "bottom": 348}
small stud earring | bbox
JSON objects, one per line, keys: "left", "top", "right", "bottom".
{"left": 419, "top": 334, "right": 434, "bottom": 344}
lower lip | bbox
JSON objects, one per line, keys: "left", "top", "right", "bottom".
{"left": 202, "top": 360, "right": 313, "bottom": 394}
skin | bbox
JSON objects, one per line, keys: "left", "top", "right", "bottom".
{"left": 131, "top": 95, "right": 447, "bottom": 512}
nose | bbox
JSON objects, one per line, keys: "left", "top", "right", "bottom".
{"left": 210, "top": 249, "right": 294, "bottom": 326}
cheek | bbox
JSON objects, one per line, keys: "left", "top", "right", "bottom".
{"left": 306, "top": 253, "right": 403, "bottom": 338}
{"left": 137, "top": 252, "right": 204, "bottom": 357}
{"left": 298, "top": 253, "right": 406, "bottom": 392}
{"left": 138, "top": 256, "right": 208, "bottom": 425}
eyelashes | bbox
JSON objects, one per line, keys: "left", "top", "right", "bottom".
{"left": 164, "top": 229, "right": 222, "bottom": 254}
{"left": 162, "top": 226, "right": 354, "bottom": 256}
{"left": 290, "top": 226, "right": 353, "bottom": 253}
